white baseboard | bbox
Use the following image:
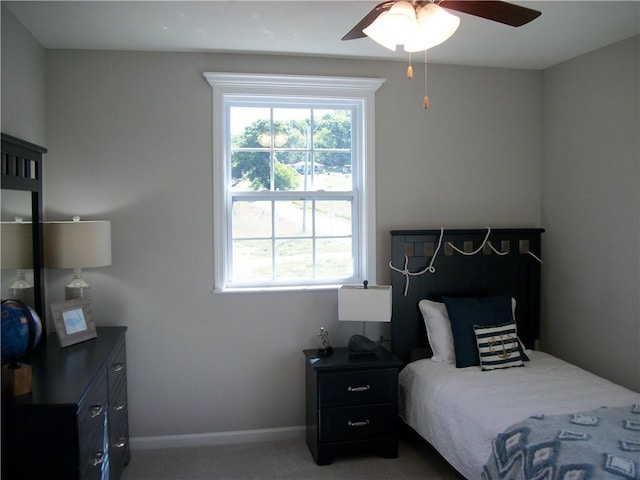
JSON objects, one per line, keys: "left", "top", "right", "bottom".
{"left": 130, "top": 425, "right": 306, "bottom": 450}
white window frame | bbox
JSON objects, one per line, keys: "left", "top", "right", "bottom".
{"left": 204, "top": 73, "right": 384, "bottom": 292}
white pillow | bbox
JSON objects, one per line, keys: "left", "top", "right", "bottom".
{"left": 418, "top": 299, "right": 455, "bottom": 364}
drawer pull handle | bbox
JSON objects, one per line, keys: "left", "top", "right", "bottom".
{"left": 347, "top": 385, "right": 370, "bottom": 392}
{"left": 113, "top": 362, "right": 125, "bottom": 373}
{"left": 115, "top": 436, "right": 129, "bottom": 449}
{"left": 90, "top": 405, "right": 104, "bottom": 418}
{"left": 92, "top": 451, "right": 105, "bottom": 466}
{"left": 114, "top": 400, "right": 127, "bottom": 411}
{"left": 348, "top": 420, "right": 370, "bottom": 427}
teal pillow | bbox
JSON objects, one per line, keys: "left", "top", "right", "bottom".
{"left": 443, "top": 295, "right": 513, "bottom": 368}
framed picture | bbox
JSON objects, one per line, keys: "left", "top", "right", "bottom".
{"left": 51, "top": 298, "right": 97, "bottom": 348}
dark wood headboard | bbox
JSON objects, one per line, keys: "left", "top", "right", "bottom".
{"left": 390, "top": 228, "right": 544, "bottom": 366}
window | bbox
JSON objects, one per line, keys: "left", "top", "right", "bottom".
{"left": 204, "top": 73, "right": 384, "bottom": 291}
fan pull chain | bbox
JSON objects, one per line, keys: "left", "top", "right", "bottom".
{"left": 423, "top": 50, "right": 429, "bottom": 109}
{"left": 407, "top": 52, "right": 414, "bottom": 79}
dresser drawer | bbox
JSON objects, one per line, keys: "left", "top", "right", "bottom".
{"left": 78, "top": 371, "right": 108, "bottom": 445}
{"left": 108, "top": 341, "right": 127, "bottom": 390}
{"left": 319, "top": 368, "right": 398, "bottom": 407}
{"left": 110, "top": 415, "right": 130, "bottom": 479}
{"left": 110, "top": 377, "right": 128, "bottom": 430}
{"left": 319, "top": 404, "right": 397, "bottom": 442}
{"left": 79, "top": 426, "right": 107, "bottom": 480}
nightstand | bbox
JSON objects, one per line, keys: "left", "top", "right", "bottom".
{"left": 304, "top": 347, "right": 402, "bottom": 465}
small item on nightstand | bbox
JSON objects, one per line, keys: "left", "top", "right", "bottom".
{"left": 348, "top": 334, "right": 387, "bottom": 355}
{"left": 317, "top": 326, "right": 333, "bottom": 356}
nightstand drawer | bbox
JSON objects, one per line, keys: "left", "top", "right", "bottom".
{"left": 319, "top": 404, "right": 397, "bottom": 442}
{"left": 319, "top": 368, "right": 398, "bottom": 407}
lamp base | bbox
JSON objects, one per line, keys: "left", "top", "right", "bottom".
{"left": 9, "top": 270, "right": 34, "bottom": 308}
{"left": 65, "top": 284, "right": 91, "bottom": 301}
{"left": 347, "top": 334, "right": 386, "bottom": 355}
{"left": 65, "top": 269, "right": 91, "bottom": 301}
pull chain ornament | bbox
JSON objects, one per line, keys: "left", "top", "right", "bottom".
{"left": 407, "top": 52, "right": 414, "bottom": 79}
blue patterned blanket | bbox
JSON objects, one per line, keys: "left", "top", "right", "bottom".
{"left": 482, "top": 404, "right": 640, "bottom": 480}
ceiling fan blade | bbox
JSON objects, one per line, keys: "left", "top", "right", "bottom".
{"left": 342, "top": 1, "right": 394, "bottom": 41}
{"left": 441, "top": 1, "right": 541, "bottom": 27}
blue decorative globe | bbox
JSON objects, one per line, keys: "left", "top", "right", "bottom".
{"left": 1, "top": 299, "right": 42, "bottom": 365}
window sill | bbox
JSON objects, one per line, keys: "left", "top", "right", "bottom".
{"left": 212, "top": 284, "right": 343, "bottom": 295}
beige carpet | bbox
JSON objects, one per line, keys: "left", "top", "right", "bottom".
{"left": 120, "top": 427, "right": 465, "bottom": 480}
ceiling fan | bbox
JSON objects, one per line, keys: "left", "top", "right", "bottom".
{"left": 343, "top": 1, "right": 541, "bottom": 108}
{"left": 343, "top": 1, "right": 541, "bottom": 42}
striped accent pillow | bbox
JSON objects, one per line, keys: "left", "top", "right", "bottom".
{"left": 473, "top": 322, "right": 524, "bottom": 371}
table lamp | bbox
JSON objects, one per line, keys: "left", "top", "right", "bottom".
{"left": 44, "top": 217, "right": 111, "bottom": 301}
{"left": 1, "top": 219, "right": 34, "bottom": 307}
{"left": 338, "top": 281, "right": 392, "bottom": 354}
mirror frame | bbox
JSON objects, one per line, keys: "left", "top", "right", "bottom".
{"left": 1, "top": 133, "right": 47, "bottom": 335}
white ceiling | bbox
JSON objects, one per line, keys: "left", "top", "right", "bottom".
{"left": 5, "top": 1, "right": 639, "bottom": 70}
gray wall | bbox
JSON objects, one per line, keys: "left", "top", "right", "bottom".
{"left": 41, "top": 50, "right": 541, "bottom": 439}
{"left": 541, "top": 36, "right": 640, "bottom": 391}
{"left": 2, "top": 7, "right": 637, "bottom": 443}
{"left": 1, "top": 3, "right": 45, "bottom": 144}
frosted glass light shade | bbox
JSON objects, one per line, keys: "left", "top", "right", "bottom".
{"left": 44, "top": 220, "right": 112, "bottom": 269}
{"left": 404, "top": 3, "right": 460, "bottom": 52}
{"left": 364, "top": 2, "right": 459, "bottom": 53}
{"left": 338, "top": 284, "right": 392, "bottom": 323}
{"left": 363, "top": 12, "right": 399, "bottom": 51}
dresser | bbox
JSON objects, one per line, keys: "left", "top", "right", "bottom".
{"left": 304, "top": 346, "right": 402, "bottom": 465}
{"left": 2, "top": 326, "right": 130, "bottom": 479}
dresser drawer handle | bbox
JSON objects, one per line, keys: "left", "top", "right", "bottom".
{"left": 115, "top": 436, "right": 129, "bottom": 449}
{"left": 347, "top": 385, "right": 370, "bottom": 392}
{"left": 113, "top": 362, "right": 125, "bottom": 373}
{"left": 114, "top": 400, "right": 127, "bottom": 411}
{"left": 90, "top": 405, "right": 104, "bottom": 418}
{"left": 347, "top": 420, "right": 370, "bottom": 427}
{"left": 92, "top": 451, "right": 105, "bottom": 466}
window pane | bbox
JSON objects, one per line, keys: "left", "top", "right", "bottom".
{"left": 231, "top": 151, "right": 271, "bottom": 191}
{"left": 232, "top": 200, "right": 272, "bottom": 238}
{"left": 313, "top": 158, "right": 352, "bottom": 192}
{"left": 274, "top": 200, "right": 312, "bottom": 237}
{"left": 274, "top": 239, "right": 313, "bottom": 279}
{"left": 315, "top": 200, "right": 352, "bottom": 236}
{"left": 230, "top": 107, "right": 270, "bottom": 148}
{"left": 313, "top": 109, "right": 352, "bottom": 149}
{"left": 274, "top": 158, "right": 301, "bottom": 191}
{"left": 274, "top": 108, "right": 310, "bottom": 149}
{"left": 232, "top": 239, "right": 273, "bottom": 282}
{"left": 315, "top": 238, "right": 353, "bottom": 278}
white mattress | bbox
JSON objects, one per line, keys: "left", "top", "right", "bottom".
{"left": 398, "top": 351, "right": 640, "bottom": 480}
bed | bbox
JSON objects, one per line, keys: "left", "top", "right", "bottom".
{"left": 389, "top": 228, "right": 639, "bottom": 480}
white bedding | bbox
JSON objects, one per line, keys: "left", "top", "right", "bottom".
{"left": 398, "top": 350, "right": 640, "bottom": 480}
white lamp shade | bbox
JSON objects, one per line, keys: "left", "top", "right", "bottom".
{"left": 1, "top": 222, "right": 33, "bottom": 269}
{"left": 44, "top": 220, "right": 112, "bottom": 269}
{"left": 338, "top": 284, "right": 392, "bottom": 323}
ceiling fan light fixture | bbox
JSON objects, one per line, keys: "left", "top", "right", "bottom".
{"left": 363, "top": 11, "right": 398, "bottom": 51}
{"left": 364, "top": 1, "right": 419, "bottom": 50}
{"left": 404, "top": 3, "right": 460, "bottom": 52}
